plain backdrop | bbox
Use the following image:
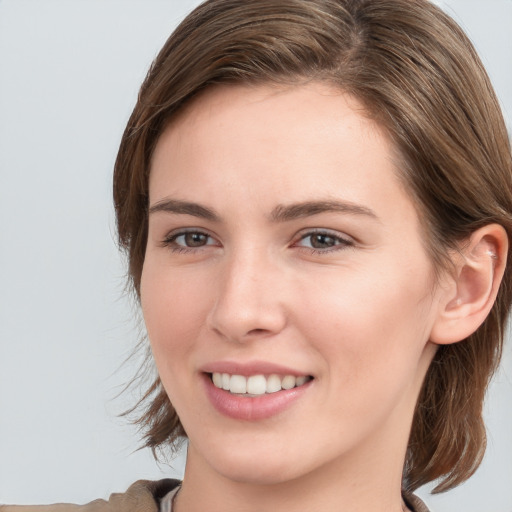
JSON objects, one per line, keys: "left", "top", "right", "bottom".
{"left": 0, "top": 1, "right": 511, "bottom": 510}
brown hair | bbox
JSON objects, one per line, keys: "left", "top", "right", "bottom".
{"left": 114, "top": 0, "right": 512, "bottom": 493}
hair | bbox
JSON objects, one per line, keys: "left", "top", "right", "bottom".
{"left": 113, "top": 0, "right": 512, "bottom": 494}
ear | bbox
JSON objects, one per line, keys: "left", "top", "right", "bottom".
{"left": 430, "top": 224, "right": 508, "bottom": 345}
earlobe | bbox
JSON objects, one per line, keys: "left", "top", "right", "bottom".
{"left": 430, "top": 224, "right": 508, "bottom": 345}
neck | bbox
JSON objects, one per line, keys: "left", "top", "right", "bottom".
{"left": 175, "top": 431, "right": 410, "bottom": 512}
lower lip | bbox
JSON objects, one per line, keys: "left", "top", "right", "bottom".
{"left": 202, "top": 373, "right": 312, "bottom": 421}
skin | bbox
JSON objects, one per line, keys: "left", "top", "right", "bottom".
{"left": 141, "top": 83, "right": 449, "bottom": 512}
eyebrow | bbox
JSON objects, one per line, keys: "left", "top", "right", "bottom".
{"left": 148, "top": 199, "right": 219, "bottom": 221}
{"left": 148, "top": 198, "right": 379, "bottom": 223}
{"left": 269, "top": 200, "right": 379, "bottom": 222}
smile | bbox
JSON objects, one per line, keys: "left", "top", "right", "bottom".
{"left": 211, "top": 372, "right": 312, "bottom": 395}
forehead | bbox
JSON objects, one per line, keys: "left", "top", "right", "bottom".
{"left": 149, "top": 82, "right": 416, "bottom": 225}
{"left": 165, "top": 82, "right": 379, "bottom": 145}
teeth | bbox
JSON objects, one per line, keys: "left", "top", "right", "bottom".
{"left": 211, "top": 372, "right": 311, "bottom": 395}
{"left": 266, "top": 374, "right": 282, "bottom": 393}
{"left": 296, "top": 375, "right": 307, "bottom": 386}
{"left": 247, "top": 375, "right": 267, "bottom": 395}
{"left": 281, "top": 375, "right": 296, "bottom": 390}
{"left": 212, "top": 372, "right": 223, "bottom": 388}
{"left": 230, "top": 374, "right": 247, "bottom": 394}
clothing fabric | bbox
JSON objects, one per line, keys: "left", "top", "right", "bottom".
{"left": 1, "top": 479, "right": 430, "bottom": 512}
{"left": 0, "top": 479, "right": 180, "bottom": 512}
{"left": 159, "top": 486, "right": 180, "bottom": 512}
{"left": 403, "top": 492, "right": 430, "bottom": 512}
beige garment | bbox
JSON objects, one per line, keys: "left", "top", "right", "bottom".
{"left": 403, "top": 492, "right": 431, "bottom": 512}
{"left": 1, "top": 479, "right": 430, "bottom": 512}
{"left": 0, "top": 479, "right": 180, "bottom": 512}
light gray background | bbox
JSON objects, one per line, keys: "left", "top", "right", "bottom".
{"left": 0, "top": 1, "right": 511, "bottom": 510}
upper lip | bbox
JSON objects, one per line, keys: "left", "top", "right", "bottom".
{"left": 200, "top": 360, "right": 311, "bottom": 377}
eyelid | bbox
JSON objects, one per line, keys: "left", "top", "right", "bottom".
{"left": 295, "top": 227, "right": 354, "bottom": 241}
{"left": 293, "top": 228, "right": 355, "bottom": 252}
{"left": 162, "top": 227, "right": 221, "bottom": 251}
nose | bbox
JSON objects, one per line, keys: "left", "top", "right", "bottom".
{"left": 206, "top": 249, "right": 288, "bottom": 343}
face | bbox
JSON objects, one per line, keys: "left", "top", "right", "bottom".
{"left": 141, "top": 83, "right": 443, "bottom": 486}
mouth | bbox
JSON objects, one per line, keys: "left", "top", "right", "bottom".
{"left": 209, "top": 372, "right": 313, "bottom": 396}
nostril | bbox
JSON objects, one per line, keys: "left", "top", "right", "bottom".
{"left": 247, "top": 328, "right": 270, "bottom": 336}
{"left": 207, "top": 298, "right": 288, "bottom": 343}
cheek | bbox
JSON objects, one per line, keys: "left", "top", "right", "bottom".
{"left": 140, "top": 263, "right": 211, "bottom": 368}
{"left": 295, "top": 261, "right": 435, "bottom": 388}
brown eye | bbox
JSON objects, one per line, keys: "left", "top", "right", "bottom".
{"left": 165, "top": 230, "right": 217, "bottom": 250}
{"left": 183, "top": 232, "right": 209, "bottom": 247}
{"left": 309, "top": 233, "right": 337, "bottom": 249}
{"left": 295, "top": 230, "right": 353, "bottom": 252}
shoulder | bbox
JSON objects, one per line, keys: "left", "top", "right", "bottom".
{"left": 1, "top": 479, "right": 181, "bottom": 512}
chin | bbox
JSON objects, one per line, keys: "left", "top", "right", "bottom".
{"left": 196, "top": 439, "right": 312, "bottom": 486}
{"left": 218, "top": 459, "right": 305, "bottom": 486}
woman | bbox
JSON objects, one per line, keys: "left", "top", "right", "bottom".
{"left": 3, "top": 0, "right": 510, "bottom": 511}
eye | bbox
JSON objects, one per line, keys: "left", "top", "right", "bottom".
{"left": 295, "top": 230, "right": 354, "bottom": 252}
{"left": 163, "top": 230, "right": 219, "bottom": 252}
{"left": 175, "top": 232, "right": 210, "bottom": 247}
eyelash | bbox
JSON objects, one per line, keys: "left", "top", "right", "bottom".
{"left": 294, "top": 229, "right": 354, "bottom": 254}
{"left": 162, "top": 229, "right": 218, "bottom": 254}
{"left": 161, "top": 229, "right": 354, "bottom": 255}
